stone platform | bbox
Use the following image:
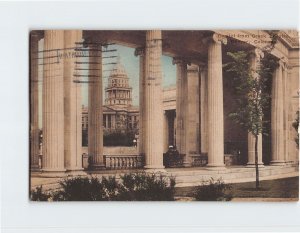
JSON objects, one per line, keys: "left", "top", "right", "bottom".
{"left": 30, "top": 164, "right": 299, "bottom": 191}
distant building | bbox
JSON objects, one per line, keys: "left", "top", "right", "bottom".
{"left": 82, "top": 59, "right": 139, "bottom": 133}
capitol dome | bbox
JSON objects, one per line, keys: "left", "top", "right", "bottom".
{"left": 105, "top": 56, "right": 132, "bottom": 107}
{"left": 110, "top": 57, "right": 127, "bottom": 77}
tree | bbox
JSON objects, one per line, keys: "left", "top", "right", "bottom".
{"left": 224, "top": 50, "right": 277, "bottom": 189}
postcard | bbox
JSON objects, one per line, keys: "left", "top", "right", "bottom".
{"left": 29, "top": 30, "right": 299, "bottom": 201}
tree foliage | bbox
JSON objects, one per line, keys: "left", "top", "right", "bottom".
{"left": 224, "top": 51, "right": 276, "bottom": 136}
{"left": 224, "top": 50, "right": 277, "bottom": 189}
{"left": 103, "top": 129, "right": 136, "bottom": 147}
{"left": 194, "top": 178, "right": 232, "bottom": 201}
{"left": 30, "top": 173, "right": 176, "bottom": 201}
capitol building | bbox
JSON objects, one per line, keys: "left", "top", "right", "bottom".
{"left": 82, "top": 59, "right": 140, "bottom": 133}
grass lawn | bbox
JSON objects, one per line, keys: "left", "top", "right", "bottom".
{"left": 175, "top": 176, "right": 299, "bottom": 199}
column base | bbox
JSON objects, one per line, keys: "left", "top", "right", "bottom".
{"left": 65, "top": 169, "right": 87, "bottom": 176}
{"left": 89, "top": 164, "right": 106, "bottom": 170}
{"left": 66, "top": 167, "right": 84, "bottom": 171}
{"left": 66, "top": 167, "right": 85, "bottom": 172}
{"left": 270, "top": 160, "right": 286, "bottom": 166}
{"left": 40, "top": 168, "right": 67, "bottom": 178}
{"left": 285, "top": 161, "right": 295, "bottom": 165}
{"left": 183, "top": 161, "right": 192, "bottom": 167}
{"left": 246, "top": 162, "right": 264, "bottom": 168}
{"left": 30, "top": 165, "right": 40, "bottom": 172}
{"left": 144, "top": 165, "right": 166, "bottom": 173}
{"left": 206, "top": 163, "right": 226, "bottom": 170}
{"left": 42, "top": 168, "right": 66, "bottom": 172}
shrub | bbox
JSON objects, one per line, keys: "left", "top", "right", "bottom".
{"left": 118, "top": 172, "right": 176, "bottom": 201}
{"left": 30, "top": 186, "right": 51, "bottom": 201}
{"left": 103, "top": 130, "right": 136, "bottom": 147}
{"left": 194, "top": 178, "right": 232, "bottom": 201}
{"left": 53, "top": 176, "right": 121, "bottom": 201}
{"left": 31, "top": 173, "right": 176, "bottom": 201}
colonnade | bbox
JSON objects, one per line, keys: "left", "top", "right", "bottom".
{"left": 30, "top": 30, "right": 295, "bottom": 173}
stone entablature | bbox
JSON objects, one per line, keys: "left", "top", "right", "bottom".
{"left": 214, "top": 30, "right": 299, "bottom": 60}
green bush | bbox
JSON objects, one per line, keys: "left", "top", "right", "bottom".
{"left": 30, "top": 186, "right": 51, "bottom": 201}
{"left": 118, "top": 172, "right": 176, "bottom": 201}
{"left": 52, "top": 176, "right": 119, "bottom": 201}
{"left": 194, "top": 178, "right": 232, "bottom": 201}
{"left": 104, "top": 130, "right": 135, "bottom": 147}
{"left": 30, "top": 173, "right": 176, "bottom": 201}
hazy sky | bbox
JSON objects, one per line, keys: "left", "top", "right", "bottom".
{"left": 81, "top": 44, "right": 176, "bottom": 106}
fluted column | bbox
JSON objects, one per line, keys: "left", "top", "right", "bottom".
{"left": 112, "top": 115, "right": 116, "bottom": 129}
{"left": 247, "top": 49, "right": 264, "bottom": 167}
{"left": 163, "top": 111, "right": 169, "bottom": 152}
{"left": 30, "top": 32, "right": 40, "bottom": 170}
{"left": 42, "top": 30, "right": 65, "bottom": 172}
{"left": 282, "top": 61, "right": 290, "bottom": 162}
{"left": 271, "top": 60, "right": 286, "bottom": 165}
{"left": 199, "top": 64, "right": 208, "bottom": 155}
{"left": 173, "top": 58, "right": 188, "bottom": 155}
{"left": 105, "top": 114, "right": 109, "bottom": 129}
{"left": 186, "top": 64, "right": 200, "bottom": 165}
{"left": 206, "top": 33, "right": 226, "bottom": 168}
{"left": 167, "top": 111, "right": 176, "bottom": 146}
{"left": 135, "top": 47, "right": 145, "bottom": 155}
{"left": 64, "top": 30, "right": 83, "bottom": 171}
{"left": 88, "top": 43, "right": 104, "bottom": 169}
{"left": 144, "top": 30, "right": 164, "bottom": 170}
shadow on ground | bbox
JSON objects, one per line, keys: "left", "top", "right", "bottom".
{"left": 175, "top": 176, "right": 299, "bottom": 200}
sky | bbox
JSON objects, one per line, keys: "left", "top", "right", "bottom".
{"left": 81, "top": 44, "right": 176, "bottom": 106}
{"left": 37, "top": 42, "right": 176, "bottom": 127}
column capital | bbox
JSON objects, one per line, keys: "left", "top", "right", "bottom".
{"left": 146, "top": 30, "right": 162, "bottom": 41}
{"left": 278, "top": 57, "right": 290, "bottom": 70}
{"left": 134, "top": 47, "right": 145, "bottom": 57}
{"left": 202, "top": 33, "right": 227, "bottom": 45}
{"left": 187, "top": 64, "right": 199, "bottom": 73}
{"left": 172, "top": 57, "right": 190, "bottom": 66}
{"left": 83, "top": 37, "right": 103, "bottom": 48}
{"left": 30, "top": 30, "right": 44, "bottom": 41}
{"left": 250, "top": 48, "right": 264, "bottom": 60}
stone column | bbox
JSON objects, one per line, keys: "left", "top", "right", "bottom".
{"left": 186, "top": 64, "right": 200, "bottom": 165}
{"left": 247, "top": 49, "right": 264, "bottom": 167}
{"left": 167, "top": 110, "right": 176, "bottom": 146}
{"left": 206, "top": 33, "right": 226, "bottom": 168}
{"left": 134, "top": 47, "right": 145, "bottom": 155}
{"left": 88, "top": 43, "right": 104, "bottom": 169}
{"left": 270, "top": 60, "right": 286, "bottom": 165}
{"left": 111, "top": 115, "right": 116, "bottom": 129}
{"left": 173, "top": 58, "right": 187, "bottom": 155}
{"left": 30, "top": 32, "right": 40, "bottom": 170}
{"left": 105, "top": 114, "right": 109, "bottom": 129}
{"left": 199, "top": 64, "right": 208, "bottom": 155}
{"left": 64, "top": 30, "right": 83, "bottom": 171}
{"left": 131, "top": 115, "right": 134, "bottom": 129}
{"left": 282, "top": 61, "right": 290, "bottom": 162}
{"left": 143, "top": 30, "right": 164, "bottom": 170}
{"left": 42, "top": 30, "right": 65, "bottom": 172}
{"left": 163, "top": 111, "right": 169, "bottom": 152}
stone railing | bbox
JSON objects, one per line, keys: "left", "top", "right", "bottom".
{"left": 191, "top": 154, "right": 208, "bottom": 167}
{"left": 104, "top": 155, "right": 144, "bottom": 170}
